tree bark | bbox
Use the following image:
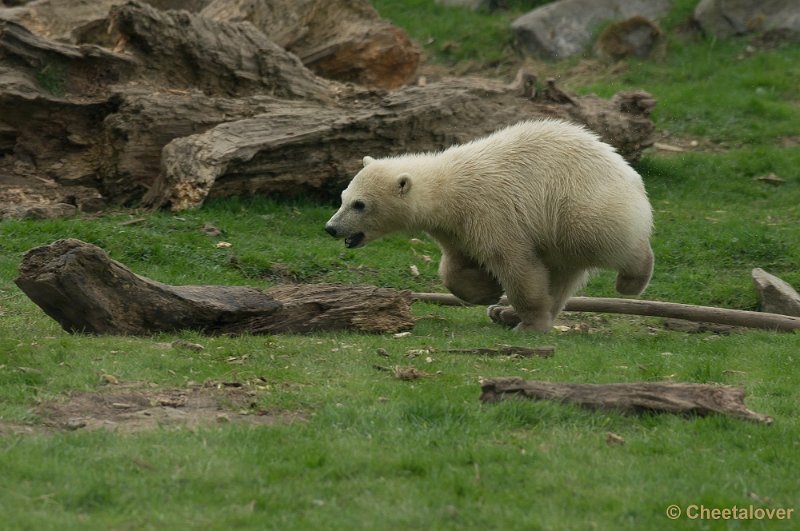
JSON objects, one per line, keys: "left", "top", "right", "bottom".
{"left": 105, "top": 1, "right": 334, "bottom": 101}
{"left": 14, "top": 239, "right": 415, "bottom": 335}
{"left": 411, "top": 293, "right": 800, "bottom": 332}
{"left": 479, "top": 378, "right": 773, "bottom": 424}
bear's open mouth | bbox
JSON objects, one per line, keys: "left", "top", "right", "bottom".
{"left": 345, "top": 232, "right": 365, "bottom": 248}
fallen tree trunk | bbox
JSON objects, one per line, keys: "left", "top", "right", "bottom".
{"left": 411, "top": 293, "right": 800, "bottom": 332}
{"left": 14, "top": 239, "right": 415, "bottom": 335}
{"left": 143, "top": 81, "right": 655, "bottom": 210}
{"left": 479, "top": 378, "right": 773, "bottom": 424}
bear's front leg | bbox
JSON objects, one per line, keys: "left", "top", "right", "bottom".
{"left": 439, "top": 249, "right": 504, "bottom": 305}
{"left": 489, "top": 256, "right": 554, "bottom": 333}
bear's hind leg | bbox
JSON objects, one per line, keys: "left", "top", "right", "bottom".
{"left": 548, "top": 268, "right": 590, "bottom": 320}
{"left": 615, "top": 242, "right": 654, "bottom": 295}
{"left": 439, "top": 250, "right": 504, "bottom": 305}
{"left": 490, "top": 256, "right": 554, "bottom": 333}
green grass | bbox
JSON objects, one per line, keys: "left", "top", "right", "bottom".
{"left": 372, "top": 0, "right": 552, "bottom": 65}
{"left": 2, "top": 0, "right": 800, "bottom": 529}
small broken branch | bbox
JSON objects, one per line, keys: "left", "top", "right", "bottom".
{"left": 445, "top": 346, "right": 555, "bottom": 358}
{"left": 15, "top": 239, "right": 414, "bottom": 335}
{"left": 479, "top": 378, "right": 773, "bottom": 424}
{"left": 412, "top": 293, "right": 800, "bottom": 332}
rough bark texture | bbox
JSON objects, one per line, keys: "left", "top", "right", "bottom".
{"left": 14, "top": 239, "right": 415, "bottom": 335}
{"left": 105, "top": 2, "right": 333, "bottom": 100}
{"left": 0, "top": 17, "right": 138, "bottom": 218}
{"left": 0, "top": 0, "right": 656, "bottom": 218}
{"left": 0, "top": 0, "right": 211, "bottom": 43}
{"left": 201, "top": 0, "right": 420, "bottom": 89}
{"left": 479, "top": 378, "right": 773, "bottom": 424}
{"left": 412, "top": 292, "right": 800, "bottom": 332}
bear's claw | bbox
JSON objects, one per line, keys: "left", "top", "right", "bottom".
{"left": 487, "top": 304, "right": 521, "bottom": 328}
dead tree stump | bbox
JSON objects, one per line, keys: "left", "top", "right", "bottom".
{"left": 480, "top": 378, "right": 773, "bottom": 424}
{"left": 14, "top": 239, "right": 415, "bottom": 335}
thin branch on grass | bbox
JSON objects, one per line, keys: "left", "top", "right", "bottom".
{"left": 411, "top": 293, "right": 800, "bottom": 332}
{"left": 444, "top": 346, "right": 555, "bottom": 358}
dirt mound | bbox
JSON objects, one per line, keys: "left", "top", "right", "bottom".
{"left": 1, "top": 380, "right": 305, "bottom": 435}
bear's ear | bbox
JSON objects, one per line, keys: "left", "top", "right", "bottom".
{"left": 362, "top": 156, "right": 376, "bottom": 167}
{"left": 397, "top": 173, "right": 412, "bottom": 195}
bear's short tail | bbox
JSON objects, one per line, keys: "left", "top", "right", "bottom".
{"left": 615, "top": 242, "right": 654, "bottom": 295}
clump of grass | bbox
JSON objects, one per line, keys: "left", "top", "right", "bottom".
{"left": 35, "top": 62, "right": 67, "bottom": 96}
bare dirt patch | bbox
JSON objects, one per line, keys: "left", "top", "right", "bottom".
{"left": 1, "top": 380, "right": 306, "bottom": 436}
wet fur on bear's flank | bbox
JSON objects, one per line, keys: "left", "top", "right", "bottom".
{"left": 325, "top": 119, "right": 654, "bottom": 332}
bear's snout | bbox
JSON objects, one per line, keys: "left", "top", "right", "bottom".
{"left": 325, "top": 224, "right": 338, "bottom": 238}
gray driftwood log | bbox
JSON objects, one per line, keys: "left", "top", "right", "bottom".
{"left": 412, "top": 293, "right": 800, "bottom": 332}
{"left": 14, "top": 239, "right": 414, "bottom": 335}
{"left": 480, "top": 378, "right": 773, "bottom": 424}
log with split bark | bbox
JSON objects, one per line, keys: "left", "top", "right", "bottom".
{"left": 479, "top": 378, "right": 773, "bottom": 424}
{"left": 411, "top": 293, "right": 800, "bottom": 332}
{"left": 14, "top": 239, "right": 414, "bottom": 335}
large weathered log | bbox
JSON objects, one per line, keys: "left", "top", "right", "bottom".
{"left": 412, "top": 293, "right": 800, "bottom": 332}
{"left": 0, "top": 1, "right": 655, "bottom": 216}
{"left": 480, "top": 378, "right": 773, "bottom": 424}
{"left": 1, "top": 3, "right": 335, "bottom": 215}
{"left": 201, "top": 0, "right": 420, "bottom": 89}
{"left": 143, "top": 78, "right": 655, "bottom": 210}
{"left": 14, "top": 239, "right": 415, "bottom": 335}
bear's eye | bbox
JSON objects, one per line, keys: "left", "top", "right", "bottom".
{"left": 352, "top": 200, "right": 366, "bottom": 211}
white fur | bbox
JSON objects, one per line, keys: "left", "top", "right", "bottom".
{"left": 326, "top": 119, "right": 654, "bottom": 332}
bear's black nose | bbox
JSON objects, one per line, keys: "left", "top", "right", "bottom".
{"left": 325, "top": 224, "right": 337, "bottom": 238}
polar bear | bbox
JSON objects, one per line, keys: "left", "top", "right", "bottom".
{"left": 325, "top": 119, "right": 654, "bottom": 332}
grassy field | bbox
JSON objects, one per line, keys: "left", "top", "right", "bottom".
{"left": 2, "top": 0, "right": 800, "bottom": 529}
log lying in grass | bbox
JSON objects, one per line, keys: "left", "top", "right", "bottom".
{"left": 445, "top": 346, "right": 555, "bottom": 358}
{"left": 411, "top": 293, "right": 800, "bottom": 332}
{"left": 479, "top": 378, "right": 773, "bottom": 424}
{"left": 14, "top": 239, "right": 414, "bottom": 335}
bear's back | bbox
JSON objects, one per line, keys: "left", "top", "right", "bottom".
{"left": 437, "top": 120, "right": 652, "bottom": 266}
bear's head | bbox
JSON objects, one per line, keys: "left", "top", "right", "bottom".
{"left": 325, "top": 156, "right": 413, "bottom": 248}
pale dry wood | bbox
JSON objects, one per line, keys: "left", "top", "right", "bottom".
{"left": 14, "top": 239, "right": 415, "bottom": 335}
{"left": 411, "top": 293, "right": 800, "bottom": 332}
{"left": 479, "top": 378, "right": 773, "bottom": 424}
